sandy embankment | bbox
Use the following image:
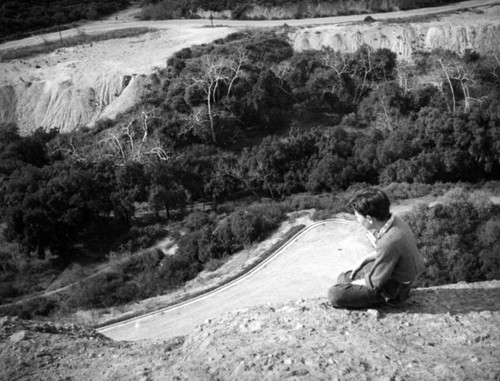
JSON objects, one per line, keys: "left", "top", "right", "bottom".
{"left": 0, "top": 25, "right": 238, "bottom": 134}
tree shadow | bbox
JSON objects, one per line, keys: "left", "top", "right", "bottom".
{"left": 380, "top": 281, "right": 500, "bottom": 315}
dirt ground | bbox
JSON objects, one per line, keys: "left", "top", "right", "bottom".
{"left": 2, "top": 280, "right": 499, "bottom": 380}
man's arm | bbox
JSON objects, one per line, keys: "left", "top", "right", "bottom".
{"left": 364, "top": 245, "right": 400, "bottom": 289}
{"left": 350, "top": 250, "right": 377, "bottom": 279}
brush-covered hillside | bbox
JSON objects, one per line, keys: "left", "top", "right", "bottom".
{"left": 1, "top": 3, "right": 500, "bottom": 324}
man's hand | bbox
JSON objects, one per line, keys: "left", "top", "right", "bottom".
{"left": 349, "top": 262, "right": 365, "bottom": 280}
{"left": 350, "top": 250, "right": 377, "bottom": 279}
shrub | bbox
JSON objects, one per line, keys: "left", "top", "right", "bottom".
{"left": 0, "top": 283, "right": 18, "bottom": 301}
{"left": 406, "top": 190, "right": 500, "bottom": 287}
{"left": 155, "top": 254, "right": 200, "bottom": 290}
{"left": 177, "top": 230, "right": 203, "bottom": 263}
{"left": 185, "top": 211, "right": 214, "bottom": 232}
{"left": 118, "top": 248, "right": 164, "bottom": 278}
{"left": 383, "top": 182, "right": 434, "bottom": 200}
{"left": 247, "top": 202, "right": 284, "bottom": 234}
{"left": 65, "top": 271, "right": 132, "bottom": 309}
{"left": 204, "top": 258, "right": 225, "bottom": 272}
{"left": 285, "top": 193, "right": 321, "bottom": 211}
{"left": 120, "top": 224, "right": 168, "bottom": 252}
{"left": 311, "top": 193, "right": 352, "bottom": 220}
{"left": 229, "top": 210, "right": 260, "bottom": 246}
{"left": 15, "top": 297, "right": 59, "bottom": 319}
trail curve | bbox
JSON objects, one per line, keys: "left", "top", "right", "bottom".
{"left": 98, "top": 219, "right": 373, "bottom": 341}
{"left": 1, "top": 0, "right": 498, "bottom": 52}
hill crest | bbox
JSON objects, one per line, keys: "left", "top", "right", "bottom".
{"left": 2, "top": 280, "right": 499, "bottom": 380}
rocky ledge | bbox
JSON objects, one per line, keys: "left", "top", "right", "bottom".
{"left": 2, "top": 280, "right": 499, "bottom": 380}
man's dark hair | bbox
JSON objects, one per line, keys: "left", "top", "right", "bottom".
{"left": 348, "top": 188, "right": 391, "bottom": 221}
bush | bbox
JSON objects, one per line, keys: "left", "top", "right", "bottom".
{"left": 247, "top": 202, "right": 284, "bottom": 233}
{"left": 204, "top": 258, "right": 225, "bottom": 272}
{"left": 212, "top": 202, "right": 285, "bottom": 254}
{"left": 118, "top": 248, "right": 164, "bottom": 278}
{"left": 14, "top": 297, "right": 59, "bottom": 319}
{"left": 383, "top": 182, "right": 435, "bottom": 200}
{"left": 311, "top": 193, "right": 352, "bottom": 220}
{"left": 0, "top": 283, "right": 18, "bottom": 301}
{"left": 406, "top": 190, "right": 500, "bottom": 287}
{"left": 155, "top": 254, "right": 200, "bottom": 290}
{"left": 229, "top": 210, "right": 260, "bottom": 246}
{"left": 65, "top": 271, "right": 132, "bottom": 309}
{"left": 185, "top": 211, "right": 214, "bottom": 232}
{"left": 120, "top": 224, "right": 168, "bottom": 252}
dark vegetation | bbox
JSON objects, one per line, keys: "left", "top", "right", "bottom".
{"left": 406, "top": 188, "right": 500, "bottom": 287}
{"left": 0, "top": 0, "right": 130, "bottom": 42}
{"left": 138, "top": 0, "right": 464, "bottom": 20}
{"left": 1, "top": 29, "right": 499, "bottom": 319}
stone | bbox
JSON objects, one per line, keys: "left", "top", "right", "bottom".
{"left": 367, "top": 309, "right": 380, "bottom": 319}
{"left": 9, "top": 330, "right": 27, "bottom": 343}
{"left": 291, "top": 368, "right": 309, "bottom": 376}
{"left": 248, "top": 321, "right": 262, "bottom": 333}
{"left": 0, "top": 316, "right": 9, "bottom": 326}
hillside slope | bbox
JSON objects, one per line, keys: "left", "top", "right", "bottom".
{"left": 1, "top": 280, "right": 499, "bottom": 380}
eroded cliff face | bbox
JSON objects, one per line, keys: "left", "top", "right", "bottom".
{"left": 0, "top": 61, "right": 150, "bottom": 134}
{"left": 0, "top": 26, "right": 234, "bottom": 135}
{"left": 0, "top": 48, "right": 150, "bottom": 134}
{"left": 291, "top": 23, "right": 500, "bottom": 60}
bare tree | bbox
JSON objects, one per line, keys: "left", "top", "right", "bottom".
{"left": 322, "top": 47, "right": 351, "bottom": 78}
{"left": 438, "top": 58, "right": 457, "bottom": 112}
{"left": 396, "top": 60, "right": 418, "bottom": 93}
{"left": 95, "top": 113, "right": 169, "bottom": 164}
{"left": 438, "top": 57, "right": 483, "bottom": 112}
{"left": 190, "top": 52, "right": 246, "bottom": 143}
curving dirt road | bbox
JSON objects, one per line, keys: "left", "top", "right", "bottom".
{"left": 98, "top": 219, "right": 373, "bottom": 341}
{"left": 1, "top": 0, "right": 498, "bottom": 52}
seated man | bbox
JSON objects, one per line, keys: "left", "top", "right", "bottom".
{"left": 328, "top": 188, "right": 425, "bottom": 308}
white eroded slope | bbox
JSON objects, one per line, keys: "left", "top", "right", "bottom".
{"left": 98, "top": 219, "right": 372, "bottom": 341}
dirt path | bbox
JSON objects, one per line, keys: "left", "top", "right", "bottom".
{"left": 99, "top": 219, "right": 373, "bottom": 341}
{"left": 1, "top": 0, "right": 498, "bottom": 52}
{"left": 98, "top": 193, "right": 500, "bottom": 341}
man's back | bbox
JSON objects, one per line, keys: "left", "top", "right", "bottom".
{"left": 370, "top": 215, "right": 425, "bottom": 287}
